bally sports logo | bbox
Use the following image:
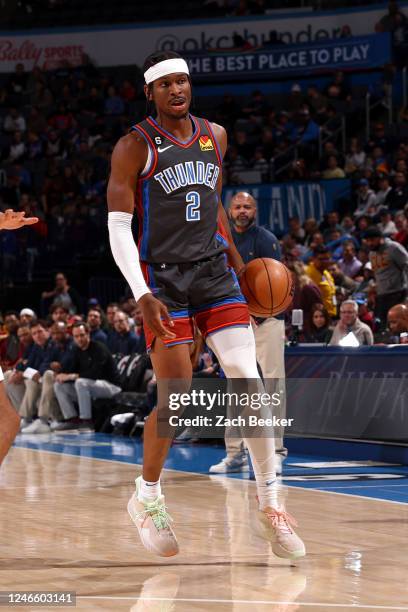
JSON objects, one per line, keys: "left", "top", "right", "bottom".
{"left": 199, "top": 135, "right": 214, "bottom": 151}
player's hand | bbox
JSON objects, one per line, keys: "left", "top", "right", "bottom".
{"left": 139, "top": 293, "right": 176, "bottom": 340}
{"left": 0, "top": 209, "right": 39, "bottom": 231}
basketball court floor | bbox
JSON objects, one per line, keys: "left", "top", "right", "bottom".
{"left": 1, "top": 433, "right": 407, "bottom": 611}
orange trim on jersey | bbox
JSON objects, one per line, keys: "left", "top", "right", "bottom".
{"left": 134, "top": 124, "right": 158, "bottom": 180}
{"left": 203, "top": 119, "right": 222, "bottom": 167}
{"left": 146, "top": 115, "right": 201, "bottom": 149}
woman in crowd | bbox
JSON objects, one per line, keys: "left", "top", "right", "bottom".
{"left": 303, "top": 303, "right": 332, "bottom": 344}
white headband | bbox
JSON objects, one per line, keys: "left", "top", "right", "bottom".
{"left": 144, "top": 58, "right": 190, "bottom": 85}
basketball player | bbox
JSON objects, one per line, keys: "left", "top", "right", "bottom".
{"left": 0, "top": 209, "right": 38, "bottom": 466}
{"left": 107, "top": 51, "right": 305, "bottom": 559}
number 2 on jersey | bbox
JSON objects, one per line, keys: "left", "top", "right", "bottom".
{"left": 186, "top": 191, "right": 200, "bottom": 222}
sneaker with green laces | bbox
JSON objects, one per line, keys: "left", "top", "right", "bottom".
{"left": 127, "top": 476, "right": 179, "bottom": 557}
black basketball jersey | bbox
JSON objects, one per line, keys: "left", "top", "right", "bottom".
{"left": 131, "top": 115, "right": 226, "bottom": 264}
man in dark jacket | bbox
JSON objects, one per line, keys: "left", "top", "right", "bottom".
{"left": 107, "top": 310, "right": 143, "bottom": 355}
{"left": 53, "top": 322, "right": 121, "bottom": 432}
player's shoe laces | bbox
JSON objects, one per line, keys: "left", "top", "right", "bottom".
{"left": 255, "top": 505, "right": 306, "bottom": 559}
{"left": 127, "top": 477, "right": 179, "bottom": 557}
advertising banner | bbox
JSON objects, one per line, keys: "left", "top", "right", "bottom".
{"left": 0, "top": 3, "right": 403, "bottom": 72}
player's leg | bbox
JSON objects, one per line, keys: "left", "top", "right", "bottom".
{"left": 206, "top": 326, "right": 305, "bottom": 559}
{"left": 128, "top": 339, "right": 192, "bottom": 557}
{"left": 254, "top": 317, "right": 288, "bottom": 475}
{"left": 0, "top": 374, "right": 20, "bottom": 466}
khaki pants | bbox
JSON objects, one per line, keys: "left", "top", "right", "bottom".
{"left": 5, "top": 370, "right": 62, "bottom": 420}
{"left": 225, "top": 317, "right": 288, "bottom": 460}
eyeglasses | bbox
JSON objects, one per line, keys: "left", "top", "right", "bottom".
{"left": 340, "top": 310, "right": 355, "bottom": 314}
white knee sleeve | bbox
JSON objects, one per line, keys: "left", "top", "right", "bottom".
{"left": 206, "top": 326, "right": 260, "bottom": 378}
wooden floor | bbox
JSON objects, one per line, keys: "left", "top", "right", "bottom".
{"left": 1, "top": 446, "right": 408, "bottom": 611}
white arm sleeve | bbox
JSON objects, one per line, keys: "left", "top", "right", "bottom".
{"left": 108, "top": 211, "right": 151, "bottom": 302}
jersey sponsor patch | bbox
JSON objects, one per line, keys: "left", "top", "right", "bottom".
{"left": 199, "top": 135, "right": 214, "bottom": 151}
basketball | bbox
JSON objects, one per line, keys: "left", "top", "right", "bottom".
{"left": 240, "top": 258, "right": 294, "bottom": 317}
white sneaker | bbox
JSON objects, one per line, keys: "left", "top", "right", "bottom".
{"left": 254, "top": 505, "right": 306, "bottom": 559}
{"left": 19, "top": 418, "right": 31, "bottom": 431}
{"left": 21, "top": 419, "right": 51, "bottom": 434}
{"left": 209, "top": 455, "right": 250, "bottom": 473}
{"left": 127, "top": 476, "right": 179, "bottom": 557}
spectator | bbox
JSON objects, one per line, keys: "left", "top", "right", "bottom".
{"left": 354, "top": 179, "right": 377, "bottom": 217}
{"left": 365, "top": 226, "right": 408, "bottom": 328}
{"left": 378, "top": 209, "right": 397, "bottom": 236}
{"left": 291, "top": 108, "right": 320, "bottom": 145}
{"left": 393, "top": 211, "right": 408, "bottom": 248}
{"left": 6, "top": 63, "right": 27, "bottom": 100}
{"left": 0, "top": 312, "right": 20, "bottom": 371}
{"left": 385, "top": 172, "right": 408, "bottom": 210}
{"left": 386, "top": 303, "right": 408, "bottom": 342}
{"left": 303, "top": 303, "right": 332, "bottom": 344}
{"left": 19, "top": 308, "right": 37, "bottom": 326}
{"left": 378, "top": 1, "right": 407, "bottom": 32}
{"left": 321, "top": 211, "right": 344, "bottom": 243}
{"left": 3, "top": 107, "right": 26, "bottom": 133}
{"left": 288, "top": 260, "right": 322, "bottom": 325}
{"left": 49, "top": 304, "right": 69, "bottom": 325}
{"left": 26, "top": 130, "right": 44, "bottom": 160}
{"left": 53, "top": 322, "right": 121, "bottom": 432}
{"left": 303, "top": 218, "right": 319, "bottom": 247}
{"left": 285, "top": 216, "right": 305, "bottom": 244}
{"left": 305, "top": 245, "right": 337, "bottom": 317}
{"left": 345, "top": 138, "right": 367, "bottom": 175}
{"left": 104, "top": 86, "right": 124, "bottom": 116}
{"left": 5, "top": 320, "right": 56, "bottom": 427}
{"left": 107, "top": 310, "right": 143, "bottom": 355}
{"left": 6, "top": 131, "right": 26, "bottom": 163}
{"left": 375, "top": 174, "right": 392, "bottom": 208}
{"left": 87, "top": 308, "right": 108, "bottom": 345}
{"left": 328, "top": 261, "right": 357, "bottom": 294}
{"left": 338, "top": 240, "right": 363, "bottom": 278}
{"left": 329, "top": 300, "right": 374, "bottom": 346}
{"left": 16, "top": 324, "right": 34, "bottom": 363}
{"left": 322, "top": 155, "right": 345, "bottom": 179}
{"left": 41, "top": 272, "right": 82, "bottom": 315}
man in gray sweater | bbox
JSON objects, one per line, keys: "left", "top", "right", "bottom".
{"left": 365, "top": 227, "right": 408, "bottom": 329}
{"left": 329, "top": 300, "right": 374, "bottom": 346}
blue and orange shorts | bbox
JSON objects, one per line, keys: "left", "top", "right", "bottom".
{"left": 141, "top": 253, "right": 249, "bottom": 351}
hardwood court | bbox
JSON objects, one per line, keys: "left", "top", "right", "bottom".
{"left": 1, "top": 446, "right": 408, "bottom": 611}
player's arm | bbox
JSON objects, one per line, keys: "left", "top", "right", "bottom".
{"left": 107, "top": 134, "right": 175, "bottom": 340}
{"left": 0, "top": 209, "right": 38, "bottom": 230}
{"left": 211, "top": 123, "right": 245, "bottom": 276}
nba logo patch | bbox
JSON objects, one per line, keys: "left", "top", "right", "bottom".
{"left": 199, "top": 135, "right": 214, "bottom": 151}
